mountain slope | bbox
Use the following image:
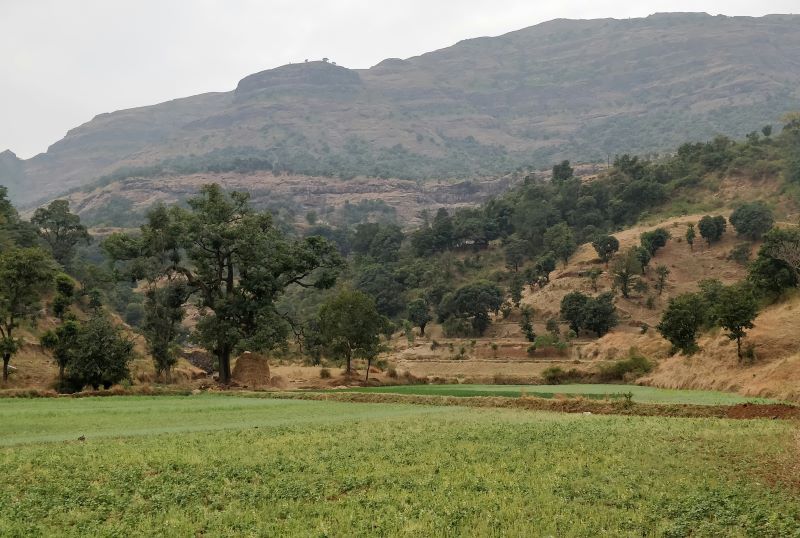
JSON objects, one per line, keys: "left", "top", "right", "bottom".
{"left": 6, "top": 12, "right": 800, "bottom": 205}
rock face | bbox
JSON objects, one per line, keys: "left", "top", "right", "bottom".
{"left": 232, "top": 352, "right": 271, "bottom": 388}
{"left": 7, "top": 13, "right": 800, "bottom": 206}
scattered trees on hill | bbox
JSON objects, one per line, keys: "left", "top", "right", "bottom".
{"left": 318, "top": 289, "right": 387, "bottom": 377}
{"left": 698, "top": 215, "right": 727, "bottom": 247}
{"left": 592, "top": 235, "right": 619, "bottom": 266}
{"left": 106, "top": 184, "right": 343, "bottom": 384}
{"left": 0, "top": 248, "right": 56, "bottom": 382}
{"left": 31, "top": 200, "right": 91, "bottom": 268}
{"left": 730, "top": 202, "right": 774, "bottom": 240}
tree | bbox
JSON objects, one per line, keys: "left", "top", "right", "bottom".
{"left": 586, "top": 267, "right": 602, "bottom": 292}
{"left": 438, "top": 281, "right": 504, "bottom": 336}
{"left": 762, "top": 125, "right": 772, "bottom": 138}
{"left": 655, "top": 264, "right": 670, "bottom": 295}
{"left": 716, "top": 285, "right": 758, "bottom": 360}
{"left": 30, "top": 200, "right": 91, "bottom": 268}
{"left": 141, "top": 281, "right": 190, "bottom": 381}
{"left": 0, "top": 248, "right": 56, "bottom": 382}
{"left": 633, "top": 246, "right": 652, "bottom": 273}
{"left": 318, "top": 289, "right": 387, "bottom": 377}
{"left": 582, "top": 292, "right": 618, "bottom": 337}
{"left": 552, "top": 160, "right": 574, "bottom": 182}
{"left": 504, "top": 234, "right": 528, "bottom": 272}
{"left": 40, "top": 318, "right": 80, "bottom": 388}
{"left": 698, "top": 215, "right": 726, "bottom": 247}
{"left": 64, "top": 314, "right": 134, "bottom": 391}
{"left": 544, "top": 223, "right": 576, "bottom": 266}
{"left": 685, "top": 223, "right": 696, "bottom": 251}
{"left": 509, "top": 273, "right": 524, "bottom": 307}
{"left": 748, "top": 226, "right": 800, "bottom": 296}
{"left": 105, "top": 185, "right": 343, "bottom": 384}
{"left": 640, "top": 228, "right": 671, "bottom": 256}
{"left": 560, "top": 291, "right": 589, "bottom": 334}
{"left": 730, "top": 202, "right": 774, "bottom": 240}
{"left": 612, "top": 248, "right": 642, "bottom": 298}
{"left": 592, "top": 235, "right": 619, "bottom": 266}
{"left": 657, "top": 293, "right": 706, "bottom": 354}
{"left": 519, "top": 306, "right": 535, "bottom": 342}
{"left": 407, "top": 298, "right": 431, "bottom": 336}
{"left": 355, "top": 264, "right": 406, "bottom": 318}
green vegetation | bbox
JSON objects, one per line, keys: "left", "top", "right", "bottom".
{"left": 0, "top": 395, "right": 796, "bottom": 536}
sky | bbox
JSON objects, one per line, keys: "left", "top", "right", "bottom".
{"left": 1, "top": 0, "right": 798, "bottom": 159}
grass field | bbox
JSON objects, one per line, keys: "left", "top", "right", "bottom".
{"left": 1, "top": 394, "right": 798, "bottom": 536}
{"left": 337, "top": 383, "right": 779, "bottom": 405}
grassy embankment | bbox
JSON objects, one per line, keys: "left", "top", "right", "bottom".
{"left": 1, "top": 394, "right": 798, "bottom": 536}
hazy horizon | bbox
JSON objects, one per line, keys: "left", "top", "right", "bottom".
{"left": 2, "top": 0, "right": 798, "bottom": 159}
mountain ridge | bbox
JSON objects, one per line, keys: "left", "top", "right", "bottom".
{"left": 5, "top": 12, "right": 800, "bottom": 205}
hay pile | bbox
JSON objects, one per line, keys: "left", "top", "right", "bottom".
{"left": 232, "top": 352, "right": 271, "bottom": 388}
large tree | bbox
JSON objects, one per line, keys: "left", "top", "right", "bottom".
{"left": 0, "top": 248, "right": 56, "bottom": 382}
{"left": 438, "top": 281, "right": 504, "bottom": 336}
{"left": 31, "top": 200, "right": 91, "bottom": 268}
{"left": 318, "top": 289, "right": 388, "bottom": 377}
{"left": 105, "top": 184, "right": 343, "bottom": 384}
{"left": 657, "top": 293, "right": 706, "bottom": 354}
{"left": 592, "top": 235, "right": 619, "bottom": 266}
{"left": 543, "top": 223, "right": 577, "bottom": 266}
{"left": 611, "top": 247, "right": 642, "bottom": 298}
{"left": 406, "top": 298, "right": 432, "bottom": 336}
{"left": 698, "top": 215, "right": 727, "bottom": 247}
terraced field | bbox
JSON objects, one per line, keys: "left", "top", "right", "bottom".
{"left": 1, "top": 394, "right": 798, "bottom": 536}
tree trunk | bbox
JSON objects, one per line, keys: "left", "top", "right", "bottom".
{"left": 419, "top": 324, "right": 426, "bottom": 337}
{"left": 2, "top": 353, "right": 9, "bottom": 382}
{"left": 218, "top": 347, "right": 232, "bottom": 384}
{"left": 365, "top": 358, "right": 371, "bottom": 383}
{"left": 345, "top": 351, "right": 352, "bottom": 375}
{"left": 58, "top": 364, "right": 65, "bottom": 385}
{"left": 736, "top": 336, "right": 742, "bottom": 360}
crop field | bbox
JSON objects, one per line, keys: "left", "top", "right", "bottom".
{"left": 338, "top": 383, "right": 779, "bottom": 405}
{"left": 1, "top": 394, "right": 798, "bottom": 536}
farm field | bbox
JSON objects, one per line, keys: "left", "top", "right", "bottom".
{"left": 338, "top": 383, "right": 780, "bottom": 405}
{"left": 1, "top": 395, "right": 798, "bottom": 536}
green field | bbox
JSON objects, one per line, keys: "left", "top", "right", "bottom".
{"left": 1, "top": 395, "right": 798, "bottom": 536}
{"left": 337, "top": 383, "right": 778, "bottom": 405}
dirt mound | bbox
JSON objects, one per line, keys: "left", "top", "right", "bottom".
{"left": 725, "top": 403, "right": 800, "bottom": 420}
{"left": 232, "top": 352, "right": 271, "bottom": 388}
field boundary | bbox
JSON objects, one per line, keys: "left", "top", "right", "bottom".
{"left": 241, "top": 391, "right": 800, "bottom": 420}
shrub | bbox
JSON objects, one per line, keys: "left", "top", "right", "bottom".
{"left": 319, "top": 368, "right": 331, "bottom": 379}
{"left": 728, "top": 243, "right": 752, "bottom": 265}
{"left": 599, "top": 355, "right": 653, "bottom": 382}
{"left": 387, "top": 366, "right": 398, "bottom": 378}
{"left": 541, "top": 366, "right": 584, "bottom": 384}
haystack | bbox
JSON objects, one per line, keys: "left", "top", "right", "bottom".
{"left": 232, "top": 352, "right": 271, "bottom": 388}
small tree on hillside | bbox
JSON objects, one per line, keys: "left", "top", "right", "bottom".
{"left": 318, "top": 289, "right": 388, "bottom": 378}
{"left": 544, "top": 223, "right": 576, "bottom": 266}
{"left": 716, "top": 284, "right": 759, "bottom": 360}
{"left": 655, "top": 265, "right": 670, "bottom": 295}
{"left": 40, "top": 318, "right": 80, "bottom": 388}
{"left": 30, "top": 200, "right": 91, "bottom": 268}
{"left": 0, "top": 248, "right": 56, "bottom": 382}
{"left": 407, "top": 298, "right": 432, "bottom": 337}
{"left": 640, "top": 228, "right": 671, "bottom": 256}
{"left": 657, "top": 293, "right": 706, "bottom": 354}
{"left": 698, "top": 215, "right": 726, "bottom": 247}
{"left": 612, "top": 248, "right": 642, "bottom": 298}
{"left": 685, "top": 223, "right": 696, "bottom": 251}
{"left": 730, "top": 202, "right": 774, "bottom": 240}
{"left": 519, "top": 306, "right": 536, "bottom": 342}
{"left": 586, "top": 267, "right": 602, "bottom": 292}
{"left": 504, "top": 234, "right": 528, "bottom": 272}
{"left": 509, "top": 273, "right": 524, "bottom": 307}
{"left": 438, "top": 281, "right": 504, "bottom": 336}
{"left": 552, "top": 160, "right": 574, "bottom": 182}
{"left": 560, "top": 291, "right": 589, "bottom": 334}
{"left": 592, "top": 235, "right": 619, "bottom": 266}
{"left": 582, "top": 292, "right": 618, "bottom": 337}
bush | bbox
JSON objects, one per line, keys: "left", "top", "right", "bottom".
{"left": 387, "top": 366, "right": 398, "bottom": 378}
{"left": 728, "top": 243, "right": 752, "bottom": 265}
{"left": 541, "top": 366, "right": 584, "bottom": 384}
{"left": 319, "top": 368, "right": 331, "bottom": 379}
{"left": 442, "top": 316, "right": 473, "bottom": 337}
{"left": 599, "top": 354, "right": 653, "bottom": 382}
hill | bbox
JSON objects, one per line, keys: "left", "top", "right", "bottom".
{"left": 5, "top": 12, "right": 800, "bottom": 207}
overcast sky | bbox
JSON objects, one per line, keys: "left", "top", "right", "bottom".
{"left": 1, "top": 0, "right": 797, "bottom": 158}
